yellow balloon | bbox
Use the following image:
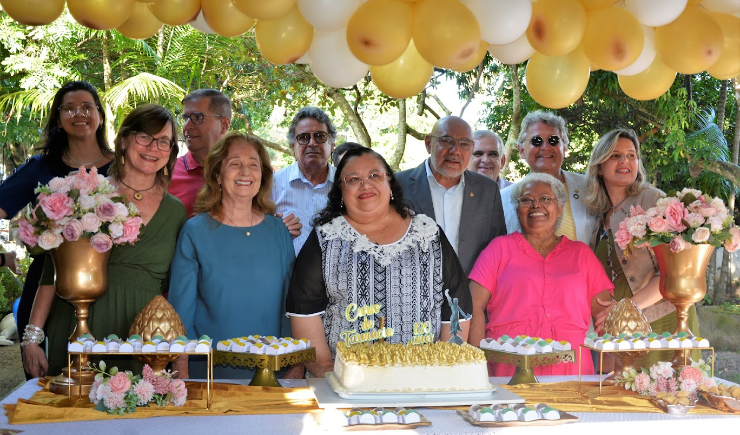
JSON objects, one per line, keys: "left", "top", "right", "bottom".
{"left": 149, "top": 0, "right": 201, "bottom": 26}
{"left": 707, "top": 13, "right": 740, "bottom": 80}
{"left": 525, "top": 45, "right": 591, "bottom": 109}
{"left": 619, "top": 57, "right": 677, "bottom": 100}
{"left": 577, "top": 0, "right": 618, "bottom": 10}
{"left": 346, "top": 0, "right": 413, "bottom": 66}
{"left": 582, "top": 7, "right": 644, "bottom": 71}
{"left": 0, "top": 0, "right": 64, "bottom": 25}
{"left": 117, "top": 2, "right": 163, "bottom": 39}
{"left": 687, "top": 0, "right": 703, "bottom": 5}
{"left": 68, "top": 0, "right": 136, "bottom": 30}
{"left": 413, "top": 0, "right": 481, "bottom": 69}
{"left": 654, "top": 8, "right": 723, "bottom": 75}
{"left": 371, "top": 40, "right": 433, "bottom": 99}
{"left": 527, "top": 0, "right": 586, "bottom": 57}
{"left": 256, "top": 7, "right": 313, "bottom": 65}
{"left": 136, "top": 0, "right": 159, "bottom": 3}
{"left": 232, "top": 0, "right": 296, "bottom": 21}
{"left": 451, "top": 40, "right": 488, "bottom": 73}
{"left": 202, "top": 0, "right": 256, "bottom": 37}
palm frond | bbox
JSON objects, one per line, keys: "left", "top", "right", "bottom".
{"left": 0, "top": 89, "right": 58, "bottom": 121}
{"left": 102, "top": 73, "right": 185, "bottom": 113}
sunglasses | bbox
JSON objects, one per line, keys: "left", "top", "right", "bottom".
{"left": 530, "top": 135, "right": 561, "bottom": 147}
{"left": 295, "top": 131, "right": 330, "bottom": 145}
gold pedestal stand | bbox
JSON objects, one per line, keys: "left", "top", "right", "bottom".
{"left": 214, "top": 348, "right": 316, "bottom": 387}
{"left": 482, "top": 349, "right": 576, "bottom": 385}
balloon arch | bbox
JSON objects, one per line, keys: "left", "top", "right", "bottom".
{"left": 1, "top": 0, "right": 738, "bottom": 108}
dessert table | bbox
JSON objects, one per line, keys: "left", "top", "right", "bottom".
{"left": 2, "top": 376, "right": 738, "bottom": 435}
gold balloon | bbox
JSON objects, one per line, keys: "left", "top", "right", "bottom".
{"left": 117, "top": 2, "right": 163, "bottom": 40}
{"left": 707, "top": 13, "right": 740, "bottom": 80}
{"left": 149, "top": 0, "right": 201, "bottom": 26}
{"left": 255, "top": 6, "right": 313, "bottom": 65}
{"left": 582, "top": 7, "right": 644, "bottom": 71}
{"left": 687, "top": 0, "right": 703, "bottom": 5}
{"left": 0, "top": 0, "right": 64, "bottom": 25}
{"left": 577, "top": 0, "right": 618, "bottom": 10}
{"left": 618, "top": 56, "right": 677, "bottom": 100}
{"left": 654, "top": 7, "right": 724, "bottom": 75}
{"left": 68, "top": 0, "right": 136, "bottom": 30}
{"left": 202, "top": 0, "right": 256, "bottom": 37}
{"left": 527, "top": 0, "right": 587, "bottom": 57}
{"left": 525, "top": 45, "right": 591, "bottom": 109}
{"left": 371, "top": 40, "right": 433, "bottom": 99}
{"left": 232, "top": 0, "right": 296, "bottom": 21}
{"left": 347, "top": 0, "right": 414, "bottom": 66}
{"left": 451, "top": 40, "right": 488, "bottom": 72}
{"left": 413, "top": 0, "right": 481, "bottom": 69}
{"left": 136, "top": 0, "right": 159, "bottom": 3}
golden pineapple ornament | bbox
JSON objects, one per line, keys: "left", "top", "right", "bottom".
{"left": 129, "top": 296, "right": 186, "bottom": 373}
{"left": 603, "top": 298, "right": 651, "bottom": 380}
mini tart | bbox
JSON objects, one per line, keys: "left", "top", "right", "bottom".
{"left": 519, "top": 408, "right": 539, "bottom": 421}
{"left": 106, "top": 341, "right": 120, "bottom": 352}
{"left": 142, "top": 341, "right": 157, "bottom": 353}
{"left": 156, "top": 341, "right": 170, "bottom": 352}
{"left": 169, "top": 341, "right": 185, "bottom": 352}
{"left": 68, "top": 341, "right": 85, "bottom": 352}
{"left": 380, "top": 409, "right": 399, "bottom": 424}
{"left": 92, "top": 341, "right": 107, "bottom": 352}
{"left": 500, "top": 408, "right": 517, "bottom": 421}
{"left": 184, "top": 340, "right": 197, "bottom": 352}
{"left": 400, "top": 409, "right": 420, "bottom": 424}
{"left": 478, "top": 407, "right": 497, "bottom": 421}
{"left": 119, "top": 342, "right": 134, "bottom": 353}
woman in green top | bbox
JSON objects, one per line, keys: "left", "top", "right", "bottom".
{"left": 23, "top": 104, "right": 187, "bottom": 377}
{"left": 583, "top": 128, "right": 699, "bottom": 369}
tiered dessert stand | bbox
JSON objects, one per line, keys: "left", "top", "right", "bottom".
{"left": 482, "top": 349, "right": 576, "bottom": 385}
{"left": 214, "top": 347, "right": 316, "bottom": 387}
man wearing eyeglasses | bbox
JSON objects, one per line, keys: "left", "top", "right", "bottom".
{"left": 499, "top": 110, "right": 596, "bottom": 246}
{"left": 272, "top": 107, "right": 337, "bottom": 255}
{"left": 469, "top": 130, "right": 513, "bottom": 190}
{"left": 396, "top": 116, "right": 506, "bottom": 275}
{"left": 169, "top": 89, "right": 232, "bottom": 217}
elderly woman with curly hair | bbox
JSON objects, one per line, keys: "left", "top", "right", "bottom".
{"left": 286, "top": 147, "right": 471, "bottom": 378}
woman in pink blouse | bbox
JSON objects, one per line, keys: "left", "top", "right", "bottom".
{"left": 468, "top": 173, "right": 614, "bottom": 376}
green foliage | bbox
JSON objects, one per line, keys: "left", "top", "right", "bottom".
{"left": 0, "top": 267, "right": 22, "bottom": 316}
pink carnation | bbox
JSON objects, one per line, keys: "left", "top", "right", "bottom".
{"left": 670, "top": 235, "right": 689, "bottom": 253}
{"left": 18, "top": 219, "right": 38, "bottom": 246}
{"left": 95, "top": 201, "right": 116, "bottom": 222}
{"left": 614, "top": 221, "right": 633, "bottom": 250}
{"left": 680, "top": 378, "right": 698, "bottom": 394}
{"left": 691, "top": 227, "right": 710, "bottom": 243}
{"left": 724, "top": 227, "right": 740, "bottom": 253}
{"left": 48, "top": 176, "right": 71, "bottom": 193}
{"left": 115, "top": 216, "right": 142, "bottom": 244}
{"left": 90, "top": 233, "right": 113, "bottom": 253}
{"left": 89, "top": 379, "right": 102, "bottom": 404}
{"left": 40, "top": 192, "right": 74, "bottom": 221}
{"left": 108, "top": 372, "right": 132, "bottom": 394}
{"left": 634, "top": 372, "right": 651, "bottom": 394}
{"left": 679, "top": 366, "right": 703, "bottom": 382}
{"left": 665, "top": 201, "right": 688, "bottom": 232}
{"left": 647, "top": 216, "right": 668, "bottom": 233}
{"left": 133, "top": 380, "right": 155, "bottom": 405}
{"left": 103, "top": 391, "right": 125, "bottom": 410}
{"left": 62, "top": 219, "right": 84, "bottom": 242}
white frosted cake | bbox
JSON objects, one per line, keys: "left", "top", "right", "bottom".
{"left": 333, "top": 341, "right": 492, "bottom": 393}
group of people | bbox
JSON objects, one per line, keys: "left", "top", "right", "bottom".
{"left": 0, "top": 80, "right": 692, "bottom": 380}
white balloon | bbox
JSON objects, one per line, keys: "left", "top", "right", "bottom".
{"left": 466, "top": 0, "right": 532, "bottom": 45}
{"left": 702, "top": 0, "right": 740, "bottom": 17}
{"left": 189, "top": 10, "right": 215, "bottom": 34}
{"left": 308, "top": 29, "right": 369, "bottom": 88}
{"left": 297, "top": 0, "right": 363, "bottom": 31}
{"left": 624, "top": 0, "right": 687, "bottom": 27}
{"left": 488, "top": 32, "right": 535, "bottom": 65}
{"left": 614, "top": 26, "right": 656, "bottom": 76}
{"left": 294, "top": 51, "right": 309, "bottom": 64}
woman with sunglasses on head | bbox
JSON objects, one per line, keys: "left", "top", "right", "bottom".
{"left": 286, "top": 147, "right": 471, "bottom": 378}
{"left": 468, "top": 172, "right": 613, "bottom": 376}
{"left": 0, "top": 81, "right": 114, "bottom": 380}
{"left": 23, "top": 104, "right": 187, "bottom": 377}
{"left": 583, "top": 129, "right": 700, "bottom": 368}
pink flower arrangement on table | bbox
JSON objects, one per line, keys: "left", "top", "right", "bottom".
{"left": 617, "top": 359, "right": 716, "bottom": 398}
{"left": 16, "top": 167, "right": 143, "bottom": 253}
{"left": 615, "top": 188, "right": 740, "bottom": 256}
{"left": 89, "top": 361, "right": 187, "bottom": 415}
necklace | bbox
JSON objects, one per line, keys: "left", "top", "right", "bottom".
{"left": 118, "top": 179, "right": 157, "bottom": 201}
{"left": 223, "top": 211, "right": 255, "bottom": 236}
{"left": 526, "top": 235, "right": 560, "bottom": 255}
{"left": 347, "top": 212, "right": 392, "bottom": 244}
{"left": 64, "top": 149, "right": 105, "bottom": 167}
{"left": 609, "top": 196, "right": 629, "bottom": 212}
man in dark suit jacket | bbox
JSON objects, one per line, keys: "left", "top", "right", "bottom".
{"left": 396, "top": 116, "right": 506, "bottom": 276}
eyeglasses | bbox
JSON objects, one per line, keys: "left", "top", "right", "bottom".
{"left": 530, "top": 135, "right": 561, "bottom": 147}
{"left": 432, "top": 135, "right": 475, "bottom": 151}
{"left": 133, "top": 131, "right": 175, "bottom": 151}
{"left": 59, "top": 103, "right": 98, "bottom": 117}
{"left": 516, "top": 195, "right": 556, "bottom": 207}
{"left": 295, "top": 131, "right": 330, "bottom": 145}
{"left": 343, "top": 172, "right": 387, "bottom": 189}
{"left": 181, "top": 112, "right": 223, "bottom": 125}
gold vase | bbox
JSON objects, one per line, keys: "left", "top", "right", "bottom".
{"left": 653, "top": 243, "right": 715, "bottom": 368}
{"left": 48, "top": 237, "right": 110, "bottom": 396}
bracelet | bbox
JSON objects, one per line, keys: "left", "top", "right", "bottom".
{"left": 21, "top": 324, "right": 45, "bottom": 347}
{"left": 0, "top": 253, "right": 5, "bottom": 268}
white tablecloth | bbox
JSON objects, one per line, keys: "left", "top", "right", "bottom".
{"left": 1, "top": 376, "right": 738, "bottom": 435}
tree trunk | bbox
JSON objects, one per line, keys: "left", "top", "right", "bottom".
{"left": 325, "top": 87, "right": 371, "bottom": 148}
{"left": 388, "top": 99, "right": 407, "bottom": 171}
{"left": 684, "top": 74, "right": 693, "bottom": 105}
{"left": 101, "top": 32, "right": 112, "bottom": 92}
{"left": 502, "top": 64, "right": 522, "bottom": 178}
{"left": 717, "top": 79, "right": 728, "bottom": 131}
{"left": 716, "top": 248, "right": 729, "bottom": 304}
{"left": 733, "top": 79, "right": 740, "bottom": 167}
{"left": 691, "top": 159, "right": 740, "bottom": 186}
{"left": 705, "top": 250, "right": 717, "bottom": 305}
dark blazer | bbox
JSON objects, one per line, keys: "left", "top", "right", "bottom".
{"left": 396, "top": 160, "right": 506, "bottom": 276}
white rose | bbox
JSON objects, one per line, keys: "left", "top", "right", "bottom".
{"left": 113, "top": 202, "right": 129, "bottom": 220}
{"left": 692, "top": 227, "right": 711, "bottom": 243}
{"left": 108, "top": 222, "right": 124, "bottom": 239}
{"left": 81, "top": 213, "right": 102, "bottom": 233}
{"left": 707, "top": 216, "right": 724, "bottom": 232}
{"left": 79, "top": 195, "right": 96, "bottom": 211}
{"left": 37, "top": 230, "right": 64, "bottom": 250}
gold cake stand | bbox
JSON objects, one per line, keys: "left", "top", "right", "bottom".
{"left": 67, "top": 350, "right": 214, "bottom": 409}
{"left": 482, "top": 349, "right": 576, "bottom": 385}
{"left": 214, "top": 347, "right": 316, "bottom": 387}
{"left": 577, "top": 344, "right": 715, "bottom": 395}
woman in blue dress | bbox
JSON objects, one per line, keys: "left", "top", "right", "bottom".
{"left": 0, "top": 81, "right": 113, "bottom": 379}
{"left": 169, "top": 132, "right": 296, "bottom": 379}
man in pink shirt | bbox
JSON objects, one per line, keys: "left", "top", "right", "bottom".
{"left": 169, "top": 89, "right": 232, "bottom": 217}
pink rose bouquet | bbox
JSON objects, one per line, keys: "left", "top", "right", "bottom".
{"left": 15, "top": 167, "right": 143, "bottom": 254}
{"left": 616, "top": 359, "right": 716, "bottom": 398}
{"left": 89, "top": 361, "right": 187, "bottom": 415}
{"left": 616, "top": 188, "right": 738, "bottom": 256}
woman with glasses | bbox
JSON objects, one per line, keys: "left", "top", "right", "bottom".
{"left": 286, "top": 147, "right": 471, "bottom": 378}
{"left": 23, "top": 104, "right": 187, "bottom": 376}
{"left": 169, "top": 132, "right": 296, "bottom": 379}
{"left": 583, "top": 129, "right": 699, "bottom": 368}
{"left": 0, "top": 81, "right": 114, "bottom": 379}
{"left": 468, "top": 172, "right": 613, "bottom": 376}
